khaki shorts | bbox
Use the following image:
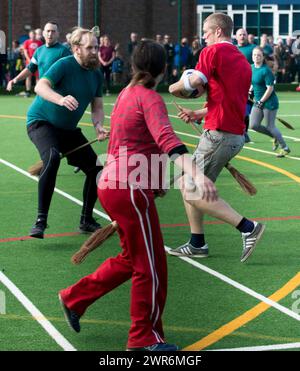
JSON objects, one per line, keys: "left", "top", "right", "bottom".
{"left": 189, "top": 129, "right": 245, "bottom": 183}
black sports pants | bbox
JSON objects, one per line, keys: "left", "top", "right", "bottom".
{"left": 27, "top": 121, "right": 103, "bottom": 221}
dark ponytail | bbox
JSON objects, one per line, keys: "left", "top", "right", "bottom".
{"left": 131, "top": 71, "right": 156, "bottom": 89}
{"left": 131, "top": 39, "right": 166, "bottom": 89}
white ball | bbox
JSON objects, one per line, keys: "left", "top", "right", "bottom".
{"left": 179, "top": 69, "right": 200, "bottom": 99}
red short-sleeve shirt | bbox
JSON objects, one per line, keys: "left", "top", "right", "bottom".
{"left": 195, "top": 42, "right": 251, "bottom": 135}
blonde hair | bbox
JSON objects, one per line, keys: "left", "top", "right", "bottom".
{"left": 70, "top": 27, "right": 96, "bottom": 47}
{"left": 204, "top": 13, "right": 233, "bottom": 37}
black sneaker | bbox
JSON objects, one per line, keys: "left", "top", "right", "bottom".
{"left": 58, "top": 293, "right": 81, "bottom": 333}
{"left": 79, "top": 217, "right": 101, "bottom": 234}
{"left": 29, "top": 218, "right": 47, "bottom": 239}
{"left": 127, "top": 343, "right": 179, "bottom": 351}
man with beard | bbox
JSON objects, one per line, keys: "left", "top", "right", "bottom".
{"left": 26, "top": 27, "right": 108, "bottom": 239}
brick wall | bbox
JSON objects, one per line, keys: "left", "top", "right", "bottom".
{"left": 1, "top": 0, "right": 197, "bottom": 55}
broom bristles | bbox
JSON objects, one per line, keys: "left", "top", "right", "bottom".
{"left": 71, "top": 221, "right": 118, "bottom": 264}
{"left": 225, "top": 163, "right": 257, "bottom": 196}
{"left": 28, "top": 160, "right": 43, "bottom": 176}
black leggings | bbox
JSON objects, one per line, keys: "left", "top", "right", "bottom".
{"left": 27, "top": 121, "right": 102, "bottom": 220}
{"left": 101, "top": 65, "right": 112, "bottom": 92}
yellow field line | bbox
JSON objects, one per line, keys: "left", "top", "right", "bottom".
{"left": 183, "top": 142, "right": 300, "bottom": 185}
{"left": 0, "top": 114, "right": 26, "bottom": 120}
{"left": 2, "top": 115, "right": 300, "bottom": 350}
{"left": 183, "top": 272, "right": 300, "bottom": 351}
{"left": 237, "top": 155, "right": 300, "bottom": 184}
{"left": 0, "top": 115, "right": 110, "bottom": 130}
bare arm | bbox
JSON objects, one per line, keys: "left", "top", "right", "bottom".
{"left": 169, "top": 72, "right": 206, "bottom": 99}
{"left": 177, "top": 106, "right": 208, "bottom": 123}
{"left": 259, "top": 85, "right": 274, "bottom": 103}
{"left": 90, "top": 97, "right": 109, "bottom": 141}
{"left": 34, "top": 78, "right": 79, "bottom": 111}
{"left": 6, "top": 68, "right": 32, "bottom": 91}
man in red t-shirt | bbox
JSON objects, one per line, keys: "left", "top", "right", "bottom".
{"left": 23, "top": 30, "right": 43, "bottom": 96}
{"left": 169, "top": 13, "right": 265, "bottom": 262}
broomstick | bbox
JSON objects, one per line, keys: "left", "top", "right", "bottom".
{"left": 174, "top": 102, "right": 257, "bottom": 196}
{"left": 71, "top": 104, "right": 257, "bottom": 265}
{"left": 71, "top": 172, "right": 184, "bottom": 265}
{"left": 28, "top": 138, "right": 99, "bottom": 176}
{"left": 276, "top": 117, "right": 295, "bottom": 130}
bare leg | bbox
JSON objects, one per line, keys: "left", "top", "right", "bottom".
{"left": 183, "top": 197, "right": 205, "bottom": 234}
{"left": 181, "top": 183, "right": 243, "bottom": 228}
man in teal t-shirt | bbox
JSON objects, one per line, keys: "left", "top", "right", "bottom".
{"left": 27, "top": 28, "right": 108, "bottom": 239}
{"left": 236, "top": 28, "right": 256, "bottom": 64}
{"left": 6, "top": 21, "right": 71, "bottom": 95}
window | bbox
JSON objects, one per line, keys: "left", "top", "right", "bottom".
{"left": 293, "top": 13, "right": 300, "bottom": 32}
{"left": 279, "top": 14, "right": 289, "bottom": 36}
{"left": 233, "top": 14, "right": 243, "bottom": 34}
{"left": 232, "top": 5, "right": 244, "bottom": 10}
{"left": 260, "top": 13, "right": 273, "bottom": 36}
{"left": 215, "top": 5, "right": 227, "bottom": 12}
{"left": 246, "top": 5, "right": 258, "bottom": 10}
{"left": 246, "top": 13, "right": 258, "bottom": 36}
{"left": 278, "top": 5, "right": 290, "bottom": 10}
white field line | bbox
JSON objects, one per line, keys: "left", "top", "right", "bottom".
{"left": 86, "top": 111, "right": 300, "bottom": 151}
{"left": 163, "top": 246, "right": 300, "bottom": 323}
{"left": 0, "top": 271, "right": 76, "bottom": 351}
{"left": 1, "top": 158, "right": 300, "bottom": 325}
{"left": 210, "top": 342, "right": 300, "bottom": 351}
{"left": 0, "top": 159, "right": 111, "bottom": 222}
{"left": 242, "top": 146, "right": 300, "bottom": 161}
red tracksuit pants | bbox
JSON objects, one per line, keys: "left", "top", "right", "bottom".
{"left": 60, "top": 183, "right": 168, "bottom": 348}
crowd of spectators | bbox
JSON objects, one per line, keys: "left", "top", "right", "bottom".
{"left": 1, "top": 26, "right": 300, "bottom": 92}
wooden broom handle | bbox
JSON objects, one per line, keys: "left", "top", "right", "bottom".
{"left": 61, "top": 138, "right": 98, "bottom": 158}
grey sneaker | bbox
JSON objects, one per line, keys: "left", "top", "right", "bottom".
{"left": 241, "top": 222, "right": 265, "bottom": 262}
{"left": 276, "top": 147, "right": 291, "bottom": 158}
{"left": 168, "top": 243, "right": 209, "bottom": 258}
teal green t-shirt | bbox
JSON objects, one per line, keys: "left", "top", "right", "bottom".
{"left": 237, "top": 44, "right": 256, "bottom": 64}
{"left": 251, "top": 63, "right": 279, "bottom": 110}
{"left": 27, "top": 56, "right": 103, "bottom": 130}
{"left": 27, "top": 42, "right": 71, "bottom": 77}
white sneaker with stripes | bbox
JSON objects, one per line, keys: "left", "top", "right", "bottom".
{"left": 168, "top": 243, "right": 209, "bottom": 258}
{"left": 240, "top": 222, "right": 266, "bottom": 262}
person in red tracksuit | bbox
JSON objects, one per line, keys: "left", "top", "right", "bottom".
{"left": 58, "top": 39, "right": 218, "bottom": 351}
